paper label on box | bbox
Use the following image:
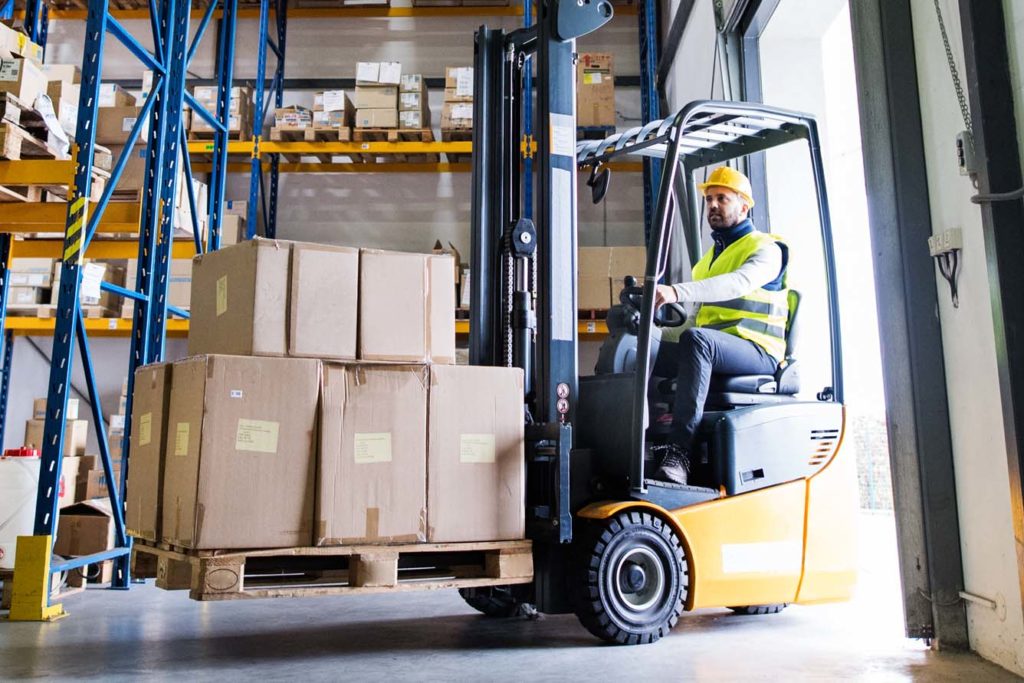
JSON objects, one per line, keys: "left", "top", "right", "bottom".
{"left": 235, "top": 418, "right": 279, "bottom": 454}
{"left": 110, "top": 414, "right": 126, "bottom": 431}
{"left": 80, "top": 262, "right": 105, "bottom": 304}
{"left": 550, "top": 113, "right": 575, "bottom": 158}
{"left": 0, "top": 59, "right": 20, "bottom": 82}
{"left": 174, "top": 422, "right": 190, "bottom": 456}
{"left": 583, "top": 72, "right": 602, "bottom": 85}
{"left": 452, "top": 103, "right": 473, "bottom": 120}
{"left": 138, "top": 412, "right": 152, "bottom": 446}
{"left": 354, "top": 432, "right": 392, "bottom": 464}
{"left": 122, "top": 117, "right": 137, "bottom": 132}
{"left": 460, "top": 434, "right": 496, "bottom": 463}
{"left": 322, "top": 90, "right": 348, "bottom": 112}
{"left": 230, "top": 389, "right": 243, "bottom": 399}
{"left": 455, "top": 67, "right": 473, "bottom": 98}
{"left": 216, "top": 275, "right": 227, "bottom": 316}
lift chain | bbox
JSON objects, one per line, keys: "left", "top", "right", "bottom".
{"left": 932, "top": 0, "right": 973, "bottom": 137}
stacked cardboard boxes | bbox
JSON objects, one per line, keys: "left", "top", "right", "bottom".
{"left": 355, "top": 61, "right": 400, "bottom": 129}
{"left": 189, "top": 85, "right": 253, "bottom": 140}
{"left": 576, "top": 52, "right": 615, "bottom": 128}
{"left": 51, "top": 259, "right": 127, "bottom": 315}
{"left": 273, "top": 105, "right": 313, "bottom": 132}
{"left": 94, "top": 82, "right": 140, "bottom": 146}
{"left": 578, "top": 246, "right": 647, "bottom": 310}
{"left": 0, "top": 24, "right": 45, "bottom": 107}
{"left": 43, "top": 63, "right": 80, "bottom": 138}
{"left": 441, "top": 66, "right": 473, "bottom": 132}
{"left": 8, "top": 257, "right": 54, "bottom": 308}
{"left": 9, "top": 257, "right": 129, "bottom": 315}
{"left": 126, "top": 239, "right": 524, "bottom": 551}
{"left": 398, "top": 74, "right": 430, "bottom": 130}
{"left": 313, "top": 90, "right": 354, "bottom": 132}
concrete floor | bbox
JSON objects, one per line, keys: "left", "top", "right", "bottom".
{"left": 1, "top": 515, "right": 1021, "bottom": 681}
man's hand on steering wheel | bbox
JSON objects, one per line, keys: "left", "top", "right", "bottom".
{"left": 655, "top": 284, "right": 679, "bottom": 310}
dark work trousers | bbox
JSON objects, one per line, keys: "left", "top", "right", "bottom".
{"left": 653, "top": 327, "right": 778, "bottom": 449}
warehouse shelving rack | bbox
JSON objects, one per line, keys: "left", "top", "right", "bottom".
{"left": 7, "top": 0, "right": 241, "bottom": 620}
{"left": 5, "top": 0, "right": 659, "bottom": 618}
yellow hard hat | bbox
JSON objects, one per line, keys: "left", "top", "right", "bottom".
{"left": 698, "top": 166, "right": 756, "bottom": 208}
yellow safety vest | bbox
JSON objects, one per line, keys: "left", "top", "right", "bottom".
{"left": 693, "top": 230, "right": 789, "bottom": 361}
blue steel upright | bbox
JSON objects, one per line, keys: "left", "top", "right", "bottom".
{"left": 638, "top": 0, "right": 661, "bottom": 243}
{"left": 247, "top": 0, "right": 273, "bottom": 239}
{"left": 208, "top": 0, "right": 241, "bottom": 251}
{"left": 266, "top": 0, "right": 287, "bottom": 239}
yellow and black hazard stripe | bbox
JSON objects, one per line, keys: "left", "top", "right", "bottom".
{"left": 62, "top": 195, "right": 87, "bottom": 266}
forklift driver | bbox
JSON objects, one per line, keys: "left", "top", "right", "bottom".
{"left": 650, "top": 166, "right": 789, "bottom": 485}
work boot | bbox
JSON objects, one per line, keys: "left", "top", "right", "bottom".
{"left": 649, "top": 443, "right": 690, "bottom": 485}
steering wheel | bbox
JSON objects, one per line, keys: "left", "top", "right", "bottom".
{"left": 619, "top": 284, "right": 687, "bottom": 328}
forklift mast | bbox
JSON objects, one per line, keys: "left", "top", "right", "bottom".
{"left": 470, "top": 0, "right": 613, "bottom": 552}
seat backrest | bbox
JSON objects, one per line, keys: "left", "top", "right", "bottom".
{"left": 785, "top": 289, "right": 802, "bottom": 359}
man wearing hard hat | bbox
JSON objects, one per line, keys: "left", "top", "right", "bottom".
{"left": 650, "top": 166, "right": 789, "bottom": 485}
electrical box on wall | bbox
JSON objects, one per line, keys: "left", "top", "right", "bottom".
{"left": 928, "top": 228, "right": 963, "bottom": 257}
{"left": 955, "top": 131, "right": 977, "bottom": 177}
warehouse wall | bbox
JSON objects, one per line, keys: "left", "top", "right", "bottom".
{"left": 908, "top": 0, "right": 1024, "bottom": 673}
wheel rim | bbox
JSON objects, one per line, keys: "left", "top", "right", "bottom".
{"left": 613, "top": 547, "right": 664, "bottom": 612}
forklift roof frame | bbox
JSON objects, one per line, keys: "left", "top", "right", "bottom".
{"left": 578, "top": 99, "right": 844, "bottom": 494}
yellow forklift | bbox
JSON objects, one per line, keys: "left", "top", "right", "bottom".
{"left": 462, "top": 4, "right": 858, "bottom": 645}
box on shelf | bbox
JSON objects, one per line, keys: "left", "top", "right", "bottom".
{"left": 444, "top": 66, "right": 474, "bottom": 102}
{"left": 24, "top": 418, "right": 88, "bottom": 456}
{"left": 95, "top": 106, "right": 143, "bottom": 145}
{"left": 33, "top": 396, "right": 79, "bottom": 420}
{"left": 427, "top": 365, "right": 525, "bottom": 542}
{"left": 221, "top": 213, "right": 245, "bottom": 246}
{"left": 354, "top": 86, "right": 397, "bottom": 110}
{"left": 125, "top": 363, "right": 172, "bottom": 542}
{"left": 317, "top": 89, "right": 353, "bottom": 113}
{"left": 59, "top": 455, "right": 83, "bottom": 508}
{"left": 356, "top": 108, "right": 397, "bottom": 129}
{"left": 99, "top": 83, "right": 136, "bottom": 108}
{"left": 42, "top": 63, "right": 80, "bottom": 84}
{"left": 399, "top": 74, "right": 422, "bottom": 92}
{"left": 313, "top": 110, "right": 349, "bottom": 128}
{"left": 577, "top": 52, "right": 615, "bottom": 127}
{"left": 317, "top": 364, "right": 428, "bottom": 546}
{"left": 359, "top": 249, "right": 455, "bottom": 364}
{"left": 578, "top": 246, "right": 646, "bottom": 309}
{"left": 356, "top": 61, "right": 401, "bottom": 86}
{"left": 161, "top": 354, "right": 319, "bottom": 550}
{"left": 273, "top": 106, "right": 313, "bottom": 130}
{"left": 9, "top": 286, "right": 44, "bottom": 305}
{"left": 54, "top": 499, "right": 114, "bottom": 558}
{"left": 399, "top": 110, "right": 429, "bottom": 130}
{"left": 47, "top": 80, "right": 79, "bottom": 137}
{"left": 52, "top": 260, "right": 125, "bottom": 311}
{"left": 122, "top": 259, "right": 192, "bottom": 318}
{"left": 0, "top": 24, "right": 43, "bottom": 64}
{"left": 104, "top": 145, "right": 147, "bottom": 193}
{"left": 441, "top": 102, "right": 472, "bottom": 130}
{"left": 192, "top": 85, "right": 252, "bottom": 114}
{"left": 0, "top": 56, "right": 46, "bottom": 107}
{"left": 79, "top": 465, "right": 121, "bottom": 501}
{"left": 10, "top": 257, "right": 54, "bottom": 287}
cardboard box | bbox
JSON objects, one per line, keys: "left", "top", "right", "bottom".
{"left": 46, "top": 79, "right": 79, "bottom": 106}
{"left": 0, "top": 57, "right": 46, "bottom": 106}
{"left": 121, "top": 259, "right": 192, "bottom": 318}
{"left": 10, "top": 285, "right": 43, "bottom": 305}
{"left": 125, "top": 363, "right": 172, "bottom": 542}
{"left": 33, "top": 396, "right": 79, "bottom": 420}
{"left": 24, "top": 419, "right": 88, "bottom": 456}
{"left": 578, "top": 246, "right": 646, "bottom": 309}
{"left": 354, "top": 86, "right": 397, "bottom": 110}
{"left": 105, "top": 145, "right": 147, "bottom": 191}
{"left": 274, "top": 105, "right": 312, "bottom": 129}
{"left": 43, "top": 63, "right": 81, "bottom": 84}
{"left": 10, "top": 257, "right": 54, "bottom": 286}
{"left": 99, "top": 83, "right": 136, "bottom": 108}
{"left": 356, "top": 61, "right": 400, "bottom": 85}
{"left": 444, "top": 66, "right": 474, "bottom": 99}
{"left": 317, "top": 364, "right": 428, "bottom": 545}
{"left": 359, "top": 250, "right": 455, "bottom": 364}
{"left": 79, "top": 466, "right": 121, "bottom": 500}
{"left": 0, "top": 24, "right": 42, "bottom": 63}
{"left": 313, "top": 110, "right": 349, "bottom": 128}
{"left": 59, "top": 456, "right": 83, "bottom": 508}
{"left": 289, "top": 243, "right": 359, "bottom": 360}
{"left": 399, "top": 90, "right": 425, "bottom": 112}
{"left": 95, "top": 106, "right": 142, "bottom": 145}
{"left": 221, "top": 213, "right": 244, "bottom": 246}
{"left": 319, "top": 90, "right": 353, "bottom": 114}
{"left": 356, "top": 108, "right": 398, "bottom": 129}
{"left": 57, "top": 98, "right": 78, "bottom": 137}
{"left": 400, "top": 74, "right": 423, "bottom": 92}
{"left": 427, "top": 365, "right": 525, "bottom": 542}
{"left": 441, "top": 102, "right": 472, "bottom": 130}
{"left": 193, "top": 85, "right": 252, "bottom": 114}
{"left": 188, "top": 238, "right": 290, "bottom": 357}
{"left": 577, "top": 52, "right": 615, "bottom": 127}
{"left": 161, "top": 355, "right": 319, "bottom": 549}
{"left": 54, "top": 500, "right": 114, "bottom": 557}
{"left": 399, "top": 110, "right": 428, "bottom": 130}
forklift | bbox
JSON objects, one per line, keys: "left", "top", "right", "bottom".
{"left": 461, "top": 0, "right": 858, "bottom": 645}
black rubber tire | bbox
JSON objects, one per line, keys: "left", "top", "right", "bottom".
{"left": 728, "top": 604, "right": 788, "bottom": 615}
{"left": 573, "top": 511, "right": 687, "bottom": 645}
{"left": 459, "top": 585, "right": 530, "bottom": 618}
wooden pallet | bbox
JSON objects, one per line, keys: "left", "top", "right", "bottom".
{"left": 0, "top": 167, "right": 109, "bottom": 204}
{"left": 441, "top": 128, "right": 472, "bottom": 163}
{"left": 293, "top": 0, "right": 389, "bottom": 7}
{"left": 350, "top": 127, "right": 438, "bottom": 163}
{"left": 131, "top": 538, "right": 533, "bottom": 602}
{"left": 412, "top": 0, "right": 507, "bottom": 6}
{"left": 187, "top": 127, "right": 252, "bottom": 142}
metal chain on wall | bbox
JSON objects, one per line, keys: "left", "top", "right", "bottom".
{"left": 933, "top": 0, "right": 974, "bottom": 136}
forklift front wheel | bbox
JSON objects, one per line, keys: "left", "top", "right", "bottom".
{"left": 573, "top": 511, "right": 687, "bottom": 645}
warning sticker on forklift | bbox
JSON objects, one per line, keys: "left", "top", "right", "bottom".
{"left": 235, "top": 419, "right": 280, "bottom": 454}
{"left": 459, "top": 434, "right": 496, "bottom": 463}
{"left": 174, "top": 422, "right": 190, "bottom": 456}
{"left": 549, "top": 113, "right": 575, "bottom": 158}
{"left": 354, "top": 432, "right": 392, "bottom": 464}
{"left": 216, "top": 276, "right": 228, "bottom": 316}
{"left": 138, "top": 412, "right": 152, "bottom": 446}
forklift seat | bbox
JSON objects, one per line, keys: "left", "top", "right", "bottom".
{"left": 705, "top": 289, "right": 802, "bottom": 407}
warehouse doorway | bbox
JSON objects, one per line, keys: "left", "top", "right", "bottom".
{"left": 753, "top": 0, "right": 904, "bottom": 645}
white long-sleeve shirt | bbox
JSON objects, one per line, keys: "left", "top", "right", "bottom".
{"left": 671, "top": 240, "right": 783, "bottom": 303}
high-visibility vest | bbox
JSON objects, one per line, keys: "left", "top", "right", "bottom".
{"left": 693, "top": 230, "right": 789, "bottom": 361}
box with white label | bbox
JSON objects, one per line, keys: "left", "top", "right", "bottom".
{"left": 400, "top": 74, "right": 422, "bottom": 92}
{"left": 427, "top": 365, "right": 525, "bottom": 542}
{"left": 356, "top": 61, "right": 401, "bottom": 86}
{"left": 443, "top": 66, "right": 474, "bottom": 102}
{"left": 317, "top": 364, "right": 428, "bottom": 545}
{"left": 98, "top": 83, "right": 136, "bottom": 108}
{"left": 0, "top": 57, "right": 46, "bottom": 106}
{"left": 95, "top": 106, "right": 143, "bottom": 144}
{"left": 10, "top": 258, "right": 54, "bottom": 287}
{"left": 576, "top": 52, "right": 615, "bottom": 127}
{"left": 161, "top": 354, "right": 319, "bottom": 549}
{"left": 441, "top": 102, "right": 472, "bottom": 130}
{"left": 125, "top": 362, "right": 172, "bottom": 541}
{"left": 33, "top": 397, "right": 79, "bottom": 420}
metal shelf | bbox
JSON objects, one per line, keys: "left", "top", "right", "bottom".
{"left": 5, "top": 317, "right": 190, "bottom": 337}
{"left": 38, "top": 4, "right": 635, "bottom": 20}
